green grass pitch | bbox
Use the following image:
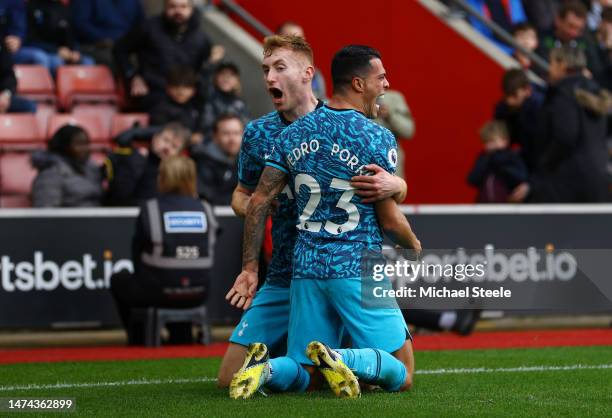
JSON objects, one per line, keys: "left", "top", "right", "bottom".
{"left": 1, "top": 346, "right": 611, "bottom": 417}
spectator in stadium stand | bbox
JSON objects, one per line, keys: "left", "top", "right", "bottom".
{"left": 31, "top": 125, "right": 103, "bottom": 207}
{"left": 114, "top": 0, "right": 224, "bottom": 111}
{"left": 494, "top": 68, "right": 545, "bottom": 170}
{"left": 0, "top": 48, "right": 36, "bottom": 113}
{"left": 70, "top": 0, "right": 144, "bottom": 69}
{"left": 200, "top": 62, "right": 249, "bottom": 137}
{"left": 0, "top": 0, "right": 35, "bottom": 113}
{"left": 509, "top": 46, "right": 610, "bottom": 203}
{"left": 110, "top": 155, "right": 218, "bottom": 345}
{"left": 13, "top": 0, "right": 95, "bottom": 76}
{"left": 191, "top": 113, "right": 242, "bottom": 205}
{"left": 373, "top": 89, "right": 415, "bottom": 180}
{"left": 467, "top": 120, "right": 528, "bottom": 202}
{"left": 0, "top": 0, "right": 25, "bottom": 56}
{"left": 512, "top": 23, "right": 540, "bottom": 71}
{"left": 536, "top": 0, "right": 604, "bottom": 77}
{"left": 104, "top": 122, "right": 191, "bottom": 206}
{"left": 149, "top": 65, "right": 204, "bottom": 143}
{"left": 588, "top": 6, "right": 612, "bottom": 90}
{"left": 521, "top": 0, "right": 563, "bottom": 34}
{"left": 466, "top": 0, "right": 528, "bottom": 54}
{"left": 276, "top": 21, "right": 327, "bottom": 100}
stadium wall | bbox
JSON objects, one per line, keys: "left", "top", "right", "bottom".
{"left": 229, "top": 0, "right": 509, "bottom": 203}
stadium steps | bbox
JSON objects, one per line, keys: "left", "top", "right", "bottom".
{"left": 418, "top": 0, "right": 544, "bottom": 85}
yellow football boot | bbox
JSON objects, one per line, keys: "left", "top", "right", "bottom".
{"left": 229, "top": 342, "right": 270, "bottom": 399}
{"left": 306, "top": 341, "right": 360, "bottom": 399}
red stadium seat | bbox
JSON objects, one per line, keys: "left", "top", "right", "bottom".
{"left": 14, "top": 65, "right": 55, "bottom": 104}
{"left": 35, "top": 104, "right": 57, "bottom": 140}
{"left": 111, "top": 113, "right": 150, "bottom": 138}
{"left": 0, "top": 114, "right": 43, "bottom": 150}
{"left": 73, "top": 103, "right": 118, "bottom": 133}
{"left": 56, "top": 65, "right": 117, "bottom": 110}
{"left": 0, "top": 152, "right": 37, "bottom": 196}
{"left": 47, "top": 113, "right": 110, "bottom": 144}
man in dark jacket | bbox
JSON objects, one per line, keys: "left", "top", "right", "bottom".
{"left": 14, "top": 0, "right": 95, "bottom": 75}
{"left": 105, "top": 123, "right": 191, "bottom": 206}
{"left": 510, "top": 46, "right": 610, "bottom": 203}
{"left": 114, "top": 0, "right": 213, "bottom": 111}
{"left": 192, "top": 114, "right": 242, "bottom": 205}
{"left": 71, "top": 0, "right": 143, "bottom": 68}
{"left": 0, "top": 0, "right": 26, "bottom": 55}
{"left": 494, "top": 68, "right": 545, "bottom": 170}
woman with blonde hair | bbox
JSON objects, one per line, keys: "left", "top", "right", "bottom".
{"left": 110, "top": 155, "right": 218, "bottom": 345}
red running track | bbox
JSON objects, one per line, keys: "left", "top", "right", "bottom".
{"left": 0, "top": 329, "right": 611, "bottom": 365}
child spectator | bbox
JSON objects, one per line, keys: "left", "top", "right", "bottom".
{"left": 512, "top": 23, "right": 539, "bottom": 70}
{"left": 149, "top": 66, "right": 204, "bottom": 143}
{"left": 31, "top": 125, "right": 103, "bottom": 207}
{"left": 467, "top": 121, "right": 528, "bottom": 203}
{"left": 494, "top": 69, "right": 544, "bottom": 170}
{"left": 14, "top": 0, "right": 95, "bottom": 76}
{"left": 191, "top": 114, "right": 242, "bottom": 205}
{"left": 201, "top": 62, "right": 249, "bottom": 137}
{"left": 105, "top": 122, "right": 190, "bottom": 206}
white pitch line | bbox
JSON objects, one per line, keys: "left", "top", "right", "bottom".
{"left": 0, "top": 364, "right": 610, "bottom": 392}
{"left": 415, "top": 364, "right": 612, "bottom": 375}
{"left": 0, "top": 377, "right": 216, "bottom": 393}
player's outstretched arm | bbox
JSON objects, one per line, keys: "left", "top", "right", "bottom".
{"left": 231, "top": 183, "right": 253, "bottom": 218}
{"left": 375, "top": 198, "right": 421, "bottom": 253}
{"left": 351, "top": 164, "right": 407, "bottom": 203}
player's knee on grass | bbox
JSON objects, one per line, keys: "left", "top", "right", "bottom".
{"left": 394, "top": 340, "right": 415, "bottom": 392}
{"left": 217, "top": 343, "right": 248, "bottom": 388}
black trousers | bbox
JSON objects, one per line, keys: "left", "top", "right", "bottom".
{"left": 110, "top": 270, "right": 204, "bottom": 344}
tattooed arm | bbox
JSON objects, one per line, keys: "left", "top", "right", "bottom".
{"left": 226, "top": 166, "right": 288, "bottom": 309}
{"left": 242, "top": 166, "right": 288, "bottom": 271}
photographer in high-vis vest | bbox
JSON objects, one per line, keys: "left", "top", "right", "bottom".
{"left": 110, "top": 155, "right": 218, "bottom": 344}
